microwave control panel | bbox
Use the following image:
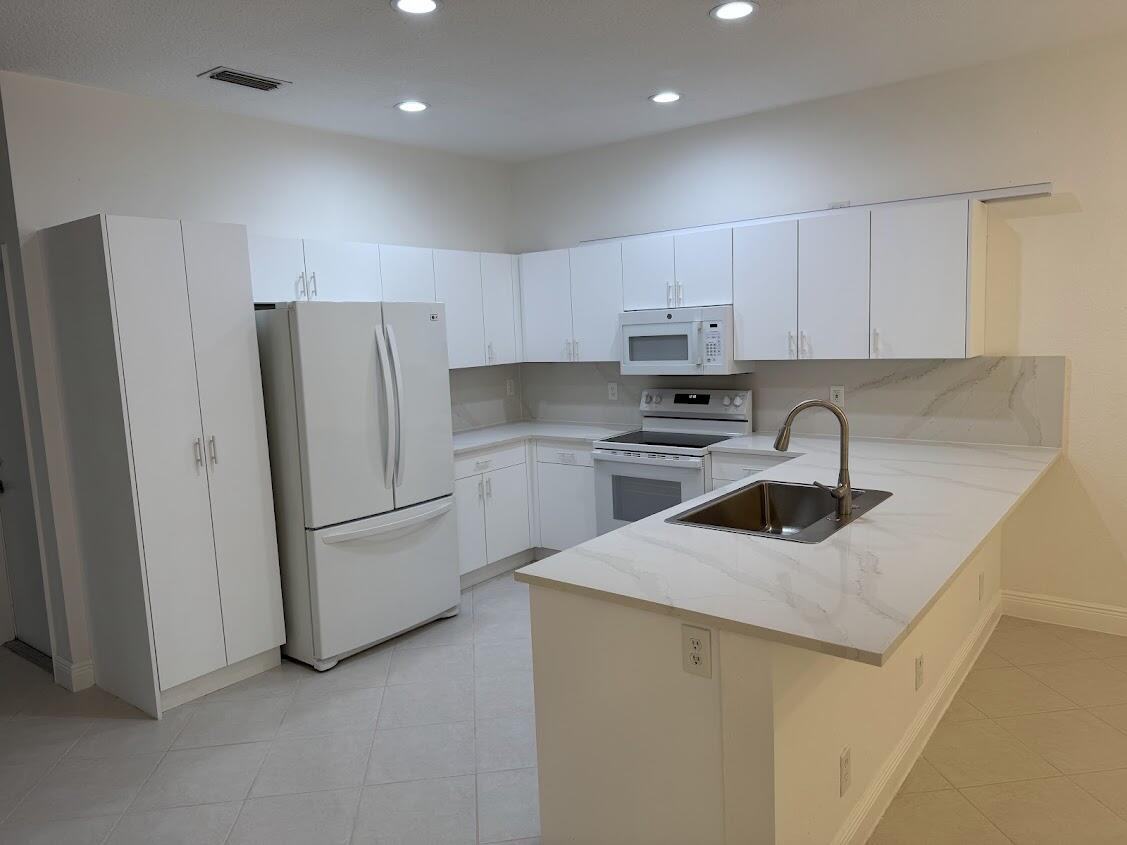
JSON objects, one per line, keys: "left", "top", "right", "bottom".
{"left": 703, "top": 322, "right": 723, "bottom": 365}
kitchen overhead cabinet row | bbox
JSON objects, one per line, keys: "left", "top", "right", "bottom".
{"left": 733, "top": 198, "right": 987, "bottom": 360}
{"left": 249, "top": 234, "right": 520, "bottom": 369}
{"left": 42, "top": 215, "right": 284, "bottom": 716}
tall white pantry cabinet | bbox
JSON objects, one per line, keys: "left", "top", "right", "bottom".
{"left": 41, "top": 214, "right": 284, "bottom": 717}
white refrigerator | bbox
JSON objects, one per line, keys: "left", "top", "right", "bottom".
{"left": 256, "top": 301, "right": 459, "bottom": 670}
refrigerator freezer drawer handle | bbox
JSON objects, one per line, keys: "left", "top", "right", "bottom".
{"left": 375, "top": 327, "right": 397, "bottom": 489}
{"left": 386, "top": 323, "right": 406, "bottom": 487}
{"left": 318, "top": 500, "right": 453, "bottom": 545}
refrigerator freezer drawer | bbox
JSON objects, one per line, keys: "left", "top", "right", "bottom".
{"left": 306, "top": 497, "right": 460, "bottom": 663}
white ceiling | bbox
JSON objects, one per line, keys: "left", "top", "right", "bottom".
{"left": 3, "top": 0, "right": 1127, "bottom": 162}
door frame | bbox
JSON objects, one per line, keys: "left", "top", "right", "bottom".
{"left": 0, "top": 245, "right": 21, "bottom": 643}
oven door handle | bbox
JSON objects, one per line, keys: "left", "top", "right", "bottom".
{"left": 593, "top": 451, "right": 703, "bottom": 470}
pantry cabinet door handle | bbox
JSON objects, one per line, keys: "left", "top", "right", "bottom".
{"left": 309, "top": 271, "right": 318, "bottom": 299}
{"left": 208, "top": 435, "right": 218, "bottom": 465}
{"left": 193, "top": 438, "right": 204, "bottom": 469}
{"left": 485, "top": 477, "right": 492, "bottom": 497}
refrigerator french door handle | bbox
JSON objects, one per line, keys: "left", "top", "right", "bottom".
{"left": 375, "top": 326, "right": 397, "bottom": 490}
{"left": 385, "top": 323, "right": 406, "bottom": 487}
{"left": 318, "top": 499, "right": 453, "bottom": 545}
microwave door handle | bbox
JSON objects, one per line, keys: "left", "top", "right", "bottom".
{"left": 375, "top": 326, "right": 397, "bottom": 489}
{"left": 695, "top": 321, "right": 704, "bottom": 367}
{"left": 385, "top": 323, "right": 405, "bottom": 487}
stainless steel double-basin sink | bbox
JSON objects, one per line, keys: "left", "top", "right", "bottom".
{"left": 668, "top": 479, "right": 891, "bottom": 544}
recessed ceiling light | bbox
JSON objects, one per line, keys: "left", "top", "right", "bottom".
{"left": 396, "top": 100, "right": 429, "bottom": 113}
{"left": 649, "top": 91, "right": 681, "bottom": 104}
{"left": 391, "top": 0, "right": 439, "bottom": 14}
{"left": 710, "top": 1, "right": 757, "bottom": 21}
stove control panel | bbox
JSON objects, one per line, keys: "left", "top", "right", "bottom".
{"left": 639, "top": 388, "right": 751, "bottom": 419}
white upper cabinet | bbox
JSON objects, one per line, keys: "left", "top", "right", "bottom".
{"left": 248, "top": 233, "right": 308, "bottom": 303}
{"left": 675, "top": 228, "right": 733, "bottom": 307}
{"left": 380, "top": 244, "right": 436, "bottom": 302}
{"left": 797, "top": 211, "right": 871, "bottom": 360}
{"left": 481, "top": 253, "right": 520, "bottom": 365}
{"left": 434, "top": 249, "right": 486, "bottom": 369}
{"left": 301, "top": 240, "right": 383, "bottom": 302}
{"left": 569, "top": 242, "right": 623, "bottom": 362}
{"left": 733, "top": 221, "right": 798, "bottom": 361}
{"left": 621, "top": 235, "right": 675, "bottom": 311}
{"left": 520, "top": 249, "right": 573, "bottom": 362}
{"left": 870, "top": 198, "right": 985, "bottom": 359}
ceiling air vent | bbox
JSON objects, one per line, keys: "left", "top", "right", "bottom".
{"left": 199, "top": 67, "right": 291, "bottom": 92}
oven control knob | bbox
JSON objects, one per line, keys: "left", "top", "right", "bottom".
{"left": 653, "top": 394, "right": 662, "bottom": 404}
{"left": 722, "top": 396, "right": 732, "bottom": 406}
{"left": 733, "top": 396, "right": 744, "bottom": 407}
{"left": 643, "top": 393, "right": 652, "bottom": 404}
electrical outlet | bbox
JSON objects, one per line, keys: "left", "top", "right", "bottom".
{"left": 681, "top": 625, "right": 712, "bottom": 678}
{"left": 608, "top": 382, "right": 619, "bottom": 401}
{"left": 840, "top": 747, "right": 852, "bottom": 796}
{"left": 915, "top": 655, "right": 924, "bottom": 691}
{"left": 505, "top": 378, "right": 515, "bottom": 397}
{"left": 830, "top": 385, "right": 845, "bottom": 405}
{"left": 979, "top": 572, "right": 985, "bottom": 601}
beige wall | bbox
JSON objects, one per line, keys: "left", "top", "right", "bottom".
{"left": 510, "top": 34, "right": 1127, "bottom": 610}
{"left": 0, "top": 71, "right": 515, "bottom": 669}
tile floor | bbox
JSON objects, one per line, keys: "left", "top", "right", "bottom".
{"left": 0, "top": 573, "right": 538, "bottom": 845}
{"left": 869, "top": 615, "right": 1127, "bottom": 844}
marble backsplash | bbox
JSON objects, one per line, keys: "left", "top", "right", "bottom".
{"left": 496, "top": 357, "right": 1065, "bottom": 448}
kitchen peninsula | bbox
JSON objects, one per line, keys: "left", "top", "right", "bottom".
{"left": 516, "top": 433, "right": 1059, "bottom": 844}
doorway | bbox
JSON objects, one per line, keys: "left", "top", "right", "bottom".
{"left": 0, "top": 243, "right": 51, "bottom": 655}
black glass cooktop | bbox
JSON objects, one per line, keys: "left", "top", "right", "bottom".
{"left": 601, "top": 431, "right": 734, "bottom": 449}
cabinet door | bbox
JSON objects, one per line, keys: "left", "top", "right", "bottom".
{"left": 484, "top": 463, "right": 532, "bottom": 563}
{"left": 675, "top": 229, "right": 732, "bottom": 306}
{"left": 182, "top": 221, "right": 285, "bottom": 667}
{"left": 569, "top": 242, "right": 623, "bottom": 362}
{"left": 248, "top": 233, "right": 307, "bottom": 303}
{"left": 797, "top": 211, "right": 870, "bottom": 360}
{"left": 105, "top": 216, "right": 226, "bottom": 690}
{"left": 434, "top": 249, "right": 486, "bottom": 369}
{"left": 380, "top": 245, "right": 435, "bottom": 302}
{"left": 519, "top": 249, "right": 573, "bottom": 362}
{"left": 537, "top": 463, "right": 596, "bottom": 551}
{"left": 733, "top": 221, "right": 798, "bottom": 360}
{"left": 454, "top": 475, "right": 487, "bottom": 576}
{"left": 621, "top": 236, "right": 675, "bottom": 311}
{"left": 871, "top": 200, "right": 970, "bottom": 359}
{"left": 302, "top": 239, "right": 383, "bottom": 302}
{"left": 481, "top": 253, "right": 519, "bottom": 365}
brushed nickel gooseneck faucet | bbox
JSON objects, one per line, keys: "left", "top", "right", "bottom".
{"left": 774, "top": 399, "right": 853, "bottom": 519}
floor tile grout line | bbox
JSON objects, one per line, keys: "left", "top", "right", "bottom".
{"left": 0, "top": 714, "right": 100, "bottom": 826}
{"left": 1067, "top": 768, "right": 1127, "bottom": 824}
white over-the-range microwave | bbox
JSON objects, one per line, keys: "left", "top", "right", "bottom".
{"left": 619, "top": 305, "right": 752, "bottom": 376}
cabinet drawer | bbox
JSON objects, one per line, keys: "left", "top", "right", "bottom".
{"left": 454, "top": 443, "right": 526, "bottom": 480}
{"left": 536, "top": 442, "right": 594, "bottom": 468}
{"left": 711, "top": 453, "right": 790, "bottom": 482}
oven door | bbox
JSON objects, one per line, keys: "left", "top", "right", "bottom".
{"left": 593, "top": 451, "right": 706, "bottom": 535}
{"left": 619, "top": 319, "right": 702, "bottom": 376}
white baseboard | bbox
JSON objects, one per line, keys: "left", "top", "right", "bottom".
{"left": 460, "top": 549, "right": 536, "bottom": 590}
{"left": 838, "top": 598, "right": 1001, "bottom": 845}
{"left": 1002, "top": 590, "right": 1127, "bottom": 636}
{"left": 53, "top": 655, "right": 96, "bottom": 691}
{"left": 158, "top": 648, "right": 280, "bottom": 714}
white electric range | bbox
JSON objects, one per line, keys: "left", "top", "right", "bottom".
{"left": 592, "top": 388, "right": 751, "bottom": 535}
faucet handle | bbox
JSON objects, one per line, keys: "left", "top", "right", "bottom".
{"left": 814, "top": 480, "right": 847, "bottom": 499}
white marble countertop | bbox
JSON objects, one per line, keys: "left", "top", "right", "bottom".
{"left": 516, "top": 434, "right": 1060, "bottom": 665}
{"left": 452, "top": 421, "right": 632, "bottom": 454}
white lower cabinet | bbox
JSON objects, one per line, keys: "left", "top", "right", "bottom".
{"left": 454, "top": 449, "right": 531, "bottom": 577}
{"left": 536, "top": 461, "right": 597, "bottom": 551}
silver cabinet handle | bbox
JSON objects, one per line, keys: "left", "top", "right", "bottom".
{"left": 564, "top": 339, "right": 572, "bottom": 361}
{"left": 872, "top": 328, "right": 880, "bottom": 357}
{"left": 487, "top": 341, "right": 494, "bottom": 364}
{"left": 193, "top": 438, "right": 204, "bottom": 468}
{"left": 573, "top": 339, "right": 580, "bottom": 360}
{"left": 208, "top": 436, "right": 218, "bottom": 465}
{"left": 799, "top": 331, "right": 810, "bottom": 359}
{"left": 787, "top": 330, "right": 797, "bottom": 359}
{"left": 485, "top": 477, "right": 492, "bottom": 497}
{"left": 675, "top": 282, "right": 684, "bottom": 306}
{"left": 309, "top": 271, "right": 318, "bottom": 299}
{"left": 297, "top": 271, "right": 307, "bottom": 300}
{"left": 477, "top": 480, "right": 484, "bottom": 501}
{"left": 665, "top": 282, "right": 672, "bottom": 307}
